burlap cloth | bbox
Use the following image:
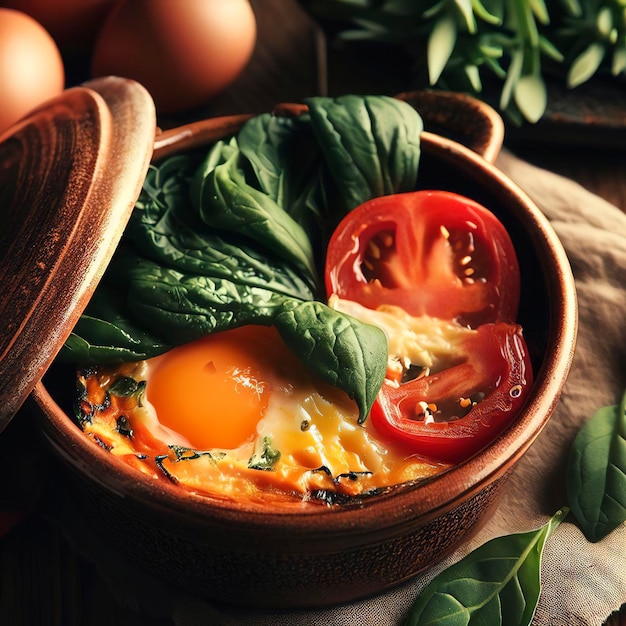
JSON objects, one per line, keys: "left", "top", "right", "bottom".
{"left": 50, "top": 149, "right": 626, "bottom": 625}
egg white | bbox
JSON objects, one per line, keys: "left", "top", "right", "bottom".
{"left": 78, "top": 309, "right": 454, "bottom": 503}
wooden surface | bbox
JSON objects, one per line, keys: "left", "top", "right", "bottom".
{"left": 1, "top": 0, "right": 625, "bottom": 624}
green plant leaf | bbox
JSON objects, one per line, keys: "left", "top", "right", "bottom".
{"left": 302, "top": 0, "right": 626, "bottom": 124}
{"left": 529, "top": 0, "right": 549, "bottom": 25}
{"left": 192, "top": 147, "right": 319, "bottom": 285}
{"left": 404, "top": 509, "right": 568, "bottom": 626}
{"left": 471, "top": 0, "right": 501, "bottom": 26}
{"left": 538, "top": 34, "right": 564, "bottom": 63}
{"left": 60, "top": 308, "right": 170, "bottom": 363}
{"left": 273, "top": 300, "right": 388, "bottom": 422}
{"left": 566, "top": 389, "right": 626, "bottom": 542}
{"left": 500, "top": 48, "right": 523, "bottom": 111}
{"left": 567, "top": 42, "right": 606, "bottom": 88}
{"left": 305, "top": 94, "right": 422, "bottom": 212}
{"left": 465, "top": 64, "right": 482, "bottom": 91}
{"left": 596, "top": 6, "right": 615, "bottom": 40}
{"left": 559, "top": 0, "right": 582, "bottom": 17}
{"left": 236, "top": 112, "right": 319, "bottom": 213}
{"left": 454, "top": 0, "right": 477, "bottom": 33}
{"left": 514, "top": 72, "right": 547, "bottom": 123}
{"left": 612, "top": 44, "right": 626, "bottom": 75}
{"left": 428, "top": 13, "right": 458, "bottom": 84}
{"left": 223, "top": 111, "right": 329, "bottom": 239}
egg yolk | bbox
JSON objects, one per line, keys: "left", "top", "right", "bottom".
{"left": 146, "top": 325, "right": 288, "bottom": 450}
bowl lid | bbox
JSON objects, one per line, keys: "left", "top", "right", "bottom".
{"left": 0, "top": 76, "right": 156, "bottom": 433}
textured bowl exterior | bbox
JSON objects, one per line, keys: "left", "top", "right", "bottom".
{"left": 31, "top": 96, "right": 577, "bottom": 609}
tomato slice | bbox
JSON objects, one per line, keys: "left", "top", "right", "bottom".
{"left": 370, "top": 323, "right": 533, "bottom": 464}
{"left": 325, "top": 190, "right": 520, "bottom": 327}
{"left": 325, "top": 190, "right": 533, "bottom": 464}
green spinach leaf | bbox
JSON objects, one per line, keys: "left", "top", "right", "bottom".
{"left": 306, "top": 94, "right": 423, "bottom": 212}
{"left": 236, "top": 112, "right": 318, "bottom": 209}
{"left": 273, "top": 300, "right": 388, "bottom": 422}
{"left": 191, "top": 143, "right": 319, "bottom": 287}
{"left": 104, "top": 247, "right": 296, "bottom": 344}
{"left": 237, "top": 111, "right": 329, "bottom": 237}
{"left": 248, "top": 436, "right": 281, "bottom": 471}
{"left": 61, "top": 309, "right": 170, "bottom": 363}
{"left": 62, "top": 95, "right": 425, "bottom": 420}
{"left": 566, "top": 388, "right": 626, "bottom": 542}
{"left": 404, "top": 508, "right": 567, "bottom": 626}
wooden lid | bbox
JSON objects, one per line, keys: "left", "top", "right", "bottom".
{"left": 0, "top": 76, "right": 156, "bottom": 432}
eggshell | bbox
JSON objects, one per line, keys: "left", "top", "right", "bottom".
{"left": 0, "top": 0, "right": 115, "bottom": 54}
{"left": 0, "top": 9, "right": 65, "bottom": 135}
{"left": 90, "top": 0, "right": 257, "bottom": 114}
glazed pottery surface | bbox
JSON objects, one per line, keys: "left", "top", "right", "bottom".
{"left": 22, "top": 88, "right": 576, "bottom": 608}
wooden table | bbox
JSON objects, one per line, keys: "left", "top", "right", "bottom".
{"left": 1, "top": 1, "right": 624, "bottom": 624}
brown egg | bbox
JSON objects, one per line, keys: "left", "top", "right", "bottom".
{"left": 0, "top": 9, "right": 65, "bottom": 136}
{"left": 90, "top": 0, "right": 257, "bottom": 114}
{"left": 0, "top": 0, "right": 115, "bottom": 55}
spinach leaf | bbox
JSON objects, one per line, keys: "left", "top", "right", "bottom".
{"left": 128, "top": 170, "right": 315, "bottom": 303}
{"left": 237, "top": 113, "right": 294, "bottom": 204}
{"left": 191, "top": 142, "right": 319, "bottom": 288}
{"left": 248, "top": 436, "right": 281, "bottom": 471}
{"left": 306, "top": 94, "right": 423, "bottom": 212}
{"left": 104, "top": 247, "right": 295, "bottom": 345}
{"left": 566, "top": 388, "right": 626, "bottom": 542}
{"left": 273, "top": 300, "right": 388, "bottom": 422}
{"left": 61, "top": 308, "right": 170, "bottom": 363}
{"left": 237, "top": 111, "right": 329, "bottom": 236}
{"left": 236, "top": 112, "right": 317, "bottom": 209}
{"left": 404, "top": 508, "right": 567, "bottom": 626}
{"left": 63, "top": 96, "right": 424, "bottom": 418}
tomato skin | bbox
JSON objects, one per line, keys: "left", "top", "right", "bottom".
{"left": 325, "top": 190, "right": 520, "bottom": 327}
{"left": 325, "top": 190, "right": 533, "bottom": 464}
{"left": 370, "top": 323, "right": 533, "bottom": 464}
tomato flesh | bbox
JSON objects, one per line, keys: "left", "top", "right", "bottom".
{"left": 325, "top": 190, "right": 533, "bottom": 464}
{"left": 325, "top": 190, "right": 521, "bottom": 327}
{"left": 370, "top": 323, "right": 532, "bottom": 464}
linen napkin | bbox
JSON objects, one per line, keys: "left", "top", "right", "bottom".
{"left": 47, "top": 149, "right": 626, "bottom": 625}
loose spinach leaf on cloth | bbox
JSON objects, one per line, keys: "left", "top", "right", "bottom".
{"left": 61, "top": 95, "right": 423, "bottom": 420}
{"left": 566, "top": 387, "right": 626, "bottom": 543}
{"left": 404, "top": 509, "right": 567, "bottom": 626}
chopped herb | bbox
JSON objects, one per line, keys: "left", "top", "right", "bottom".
{"left": 248, "top": 437, "right": 281, "bottom": 471}
{"left": 154, "top": 454, "right": 179, "bottom": 484}
{"left": 169, "top": 445, "right": 226, "bottom": 463}
{"left": 335, "top": 470, "right": 373, "bottom": 483}
{"left": 116, "top": 415, "right": 133, "bottom": 437}
{"left": 109, "top": 377, "right": 146, "bottom": 401}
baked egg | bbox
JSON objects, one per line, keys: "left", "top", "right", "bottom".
{"left": 75, "top": 324, "right": 447, "bottom": 505}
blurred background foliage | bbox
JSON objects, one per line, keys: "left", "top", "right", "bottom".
{"left": 300, "top": 0, "right": 626, "bottom": 123}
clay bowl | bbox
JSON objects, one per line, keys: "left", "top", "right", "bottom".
{"left": 29, "top": 89, "right": 576, "bottom": 609}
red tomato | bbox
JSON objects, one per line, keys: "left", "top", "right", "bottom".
{"left": 325, "top": 190, "right": 532, "bottom": 464}
{"left": 325, "top": 190, "right": 520, "bottom": 327}
{"left": 370, "top": 323, "right": 533, "bottom": 464}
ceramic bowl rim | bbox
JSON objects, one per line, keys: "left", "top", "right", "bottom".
{"left": 32, "top": 118, "right": 577, "bottom": 541}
